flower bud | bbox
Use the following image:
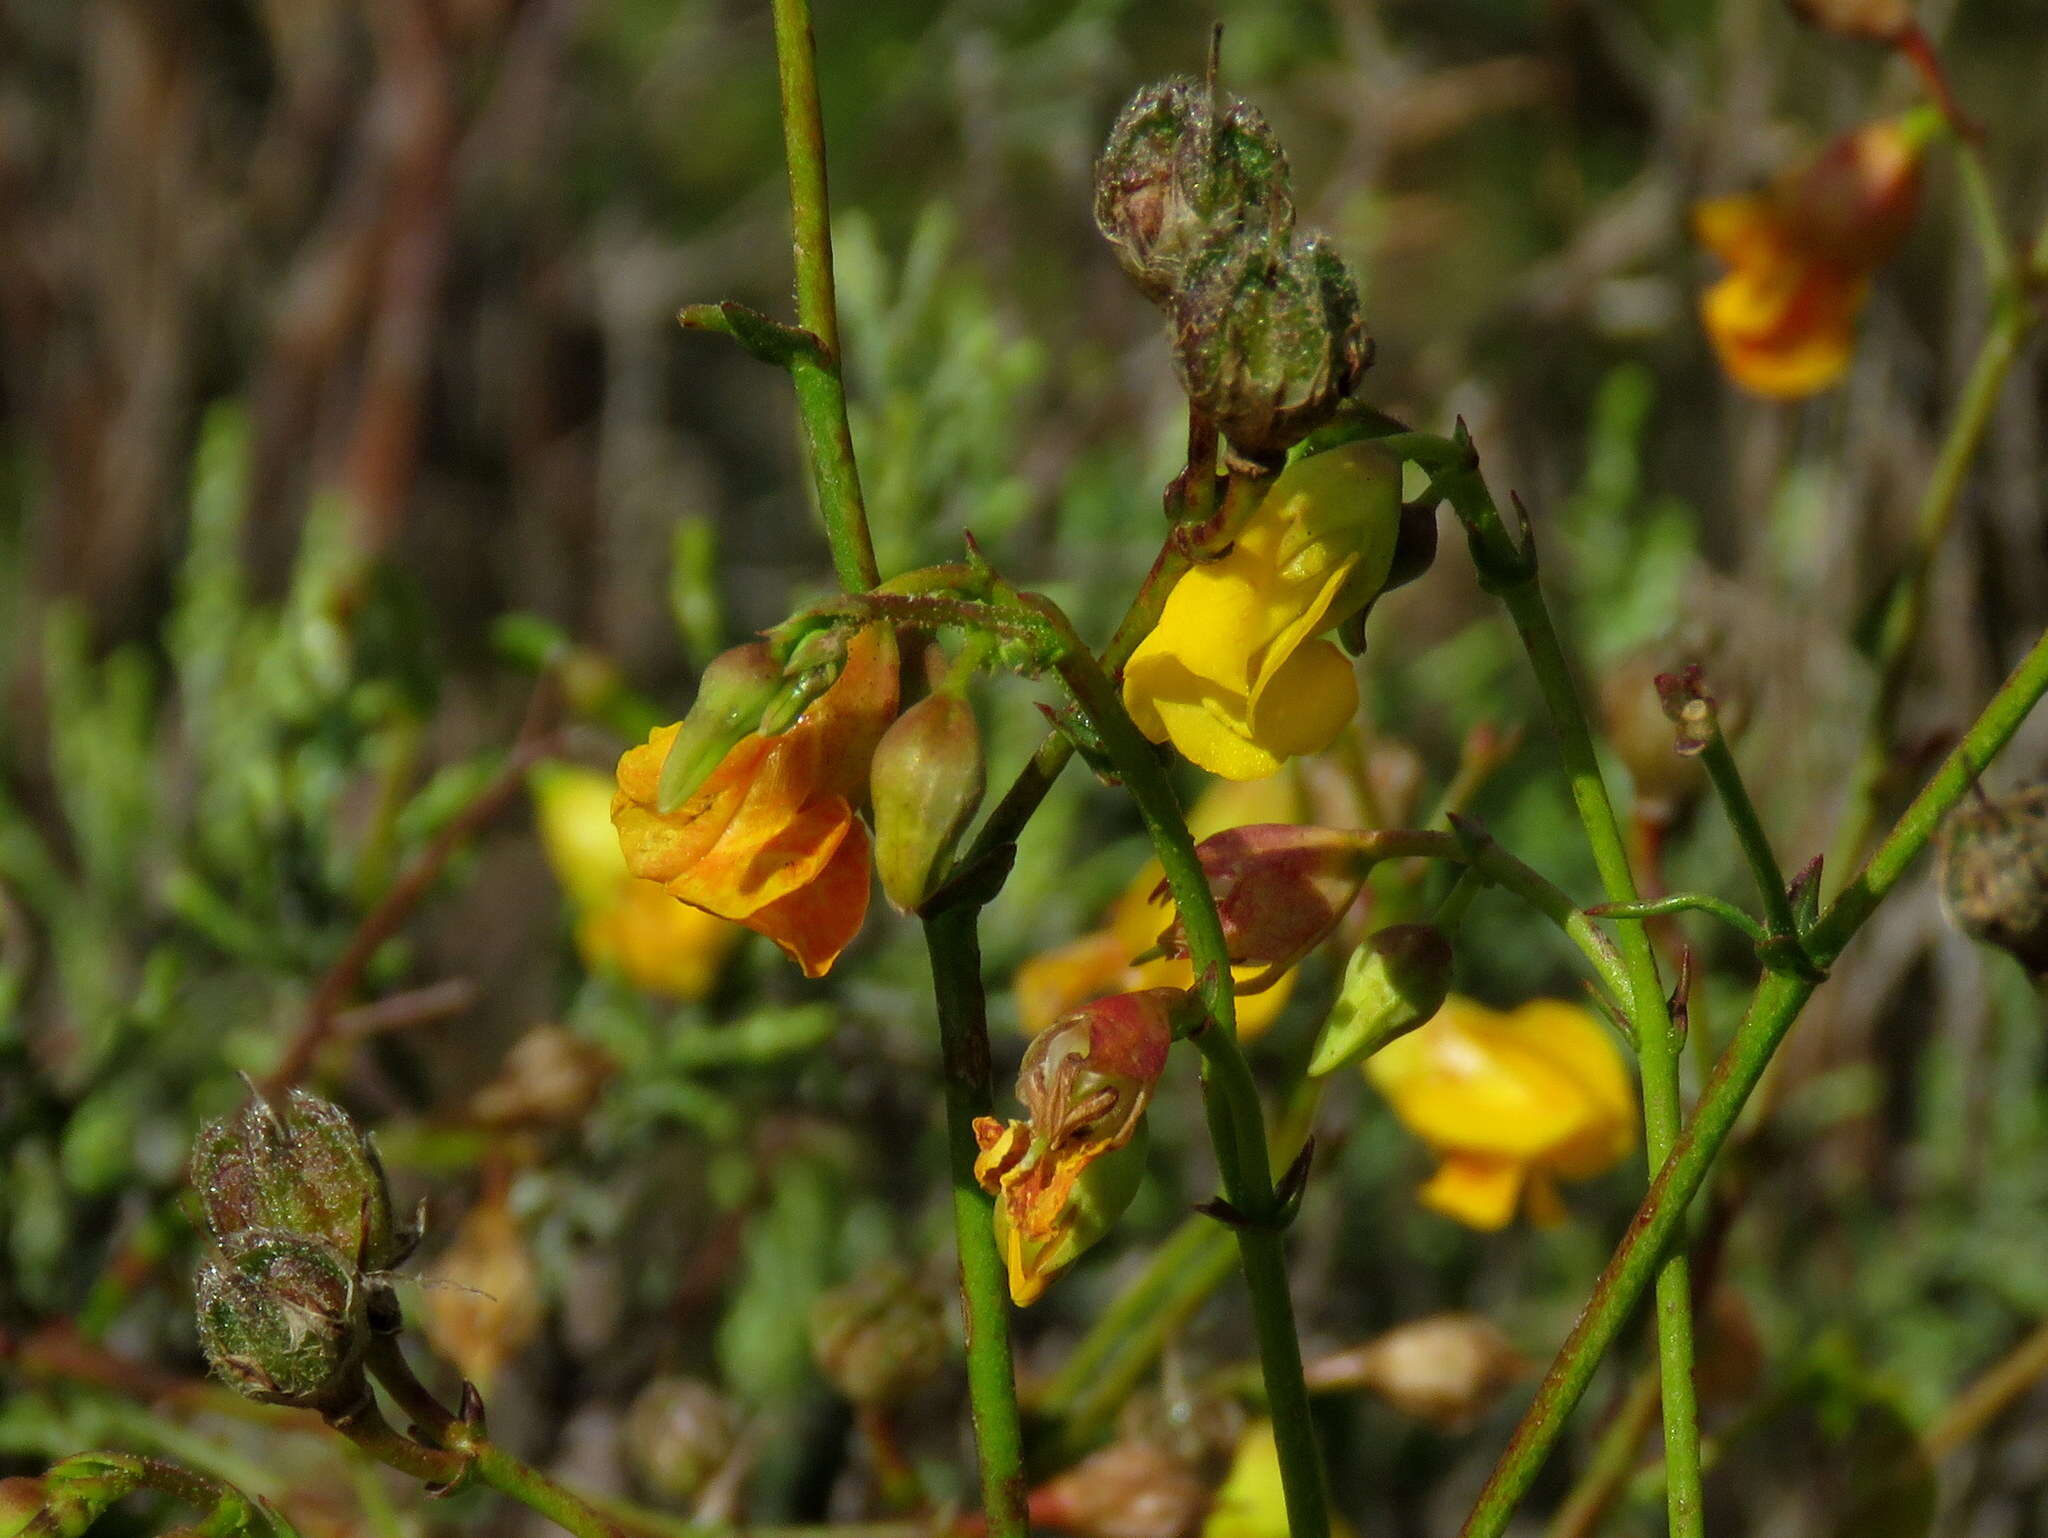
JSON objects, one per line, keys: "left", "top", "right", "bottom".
{"left": 1027, "top": 1438, "right": 1210, "bottom": 1538}
{"left": 1939, "top": 784, "right": 2048, "bottom": 975}
{"left": 808, "top": 1262, "right": 950, "bottom": 1407}
{"left": 1308, "top": 923, "right": 1454, "bottom": 1077}
{"left": 195, "top": 1230, "right": 369, "bottom": 1411}
{"left": 1790, "top": 118, "right": 1923, "bottom": 269}
{"left": 623, "top": 1376, "right": 738, "bottom": 1504}
{"left": 1093, "top": 77, "right": 1294, "bottom": 307}
{"left": 655, "top": 642, "right": 789, "bottom": 812}
{"left": 467, "top": 1023, "right": 616, "bottom": 1131}
{"left": 191, "top": 1087, "right": 413, "bottom": 1271}
{"left": 1304, "top": 1313, "right": 1526, "bottom": 1429}
{"left": 869, "top": 691, "right": 985, "bottom": 914}
{"left": 1172, "top": 235, "right": 1369, "bottom": 461}
{"left": 1154, "top": 825, "right": 1365, "bottom": 986}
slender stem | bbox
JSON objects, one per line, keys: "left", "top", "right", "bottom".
{"left": 468, "top": 1441, "right": 629, "bottom": 1538}
{"left": 1036, "top": 604, "right": 1330, "bottom": 1538}
{"left": 1483, "top": 559, "right": 1705, "bottom": 1538}
{"left": 1826, "top": 294, "right": 2034, "bottom": 885}
{"left": 1922, "top": 1319, "right": 2048, "bottom": 1462}
{"left": 1541, "top": 1368, "right": 1661, "bottom": 1538}
{"left": 921, "top": 905, "right": 1029, "bottom": 1538}
{"left": 1457, "top": 623, "right": 2048, "bottom": 1537}
{"left": 1691, "top": 725, "right": 1807, "bottom": 960}
{"left": 768, "top": 0, "right": 878, "bottom": 592}
{"left": 1590, "top": 895, "right": 1767, "bottom": 947}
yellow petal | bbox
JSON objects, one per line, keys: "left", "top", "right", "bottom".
{"left": 1418, "top": 1155, "right": 1524, "bottom": 1231}
{"left": 1247, "top": 637, "right": 1359, "bottom": 762}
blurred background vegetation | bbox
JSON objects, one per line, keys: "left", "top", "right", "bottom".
{"left": 3, "top": 0, "right": 2047, "bottom": 1534}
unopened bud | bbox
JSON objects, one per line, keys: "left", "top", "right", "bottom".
{"left": 1156, "top": 825, "right": 1365, "bottom": 986}
{"left": 1027, "top": 1439, "right": 1210, "bottom": 1538}
{"left": 1309, "top": 924, "right": 1454, "bottom": 1077}
{"left": 1940, "top": 784, "right": 2048, "bottom": 975}
{"left": 191, "top": 1088, "right": 412, "bottom": 1270}
{"left": 1790, "top": 117, "right": 1923, "bottom": 268}
{"left": 656, "top": 642, "right": 788, "bottom": 812}
{"left": 1093, "top": 77, "right": 1294, "bottom": 307}
{"left": 624, "top": 1376, "right": 738, "bottom": 1504}
{"left": 1305, "top": 1312, "right": 1526, "bottom": 1429}
{"left": 0, "top": 1478, "right": 45, "bottom": 1538}
{"left": 468, "top": 1024, "right": 615, "bottom": 1130}
{"left": 1785, "top": 0, "right": 1914, "bottom": 44}
{"left": 870, "top": 691, "right": 985, "bottom": 914}
{"left": 809, "top": 1263, "right": 950, "bottom": 1406}
{"left": 196, "top": 1230, "right": 369, "bottom": 1410}
{"left": 1173, "top": 236, "right": 1369, "bottom": 461}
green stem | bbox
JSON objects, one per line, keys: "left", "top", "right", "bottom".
{"left": 1458, "top": 623, "right": 2048, "bottom": 1537}
{"left": 469, "top": 1441, "right": 629, "bottom": 1538}
{"left": 1035, "top": 603, "right": 1330, "bottom": 1538}
{"left": 768, "top": 0, "right": 878, "bottom": 593}
{"left": 1541, "top": 1369, "right": 1662, "bottom": 1538}
{"left": 1589, "top": 894, "right": 1766, "bottom": 948}
{"left": 1463, "top": 508, "right": 1705, "bottom": 1538}
{"left": 921, "top": 905, "right": 1029, "bottom": 1538}
{"left": 1691, "top": 724, "right": 1807, "bottom": 962}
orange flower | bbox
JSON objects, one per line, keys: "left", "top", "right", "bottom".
{"left": 613, "top": 627, "right": 899, "bottom": 978}
{"left": 1014, "top": 774, "right": 1308, "bottom": 1041}
{"left": 1695, "top": 118, "right": 1922, "bottom": 399}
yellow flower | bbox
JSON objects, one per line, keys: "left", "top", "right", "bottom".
{"left": 613, "top": 626, "right": 899, "bottom": 979}
{"left": 1366, "top": 996, "right": 1636, "bottom": 1230}
{"left": 1014, "top": 774, "right": 1306, "bottom": 1041}
{"left": 532, "top": 762, "right": 742, "bottom": 1000}
{"left": 1695, "top": 117, "right": 1921, "bottom": 399}
{"left": 1203, "top": 1421, "right": 1361, "bottom": 1538}
{"left": 1123, "top": 442, "right": 1400, "bottom": 781}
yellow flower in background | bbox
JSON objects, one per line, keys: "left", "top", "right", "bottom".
{"left": 1202, "top": 1420, "right": 1360, "bottom": 1538}
{"left": 533, "top": 762, "right": 741, "bottom": 1000}
{"left": 613, "top": 626, "right": 899, "bottom": 979}
{"left": 1123, "top": 442, "right": 1400, "bottom": 781}
{"left": 1014, "top": 773, "right": 1307, "bottom": 1041}
{"left": 1366, "top": 996, "right": 1636, "bottom": 1231}
{"left": 1695, "top": 117, "right": 1922, "bottom": 399}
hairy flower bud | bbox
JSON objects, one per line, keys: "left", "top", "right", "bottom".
{"left": 1940, "top": 784, "right": 2048, "bottom": 975}
{"left": 655, "top": 642, "right": 790, "bottom": 812}
{"left": 1154, "top": 824, "right": 1366, "bottom": 988}
{"left": 196, "top": 1230, "right": 369, "bottom": 1411}
{"left": 870, "top": 691, "right": 985, "bottom": 914}
{"left": 809, "top": 1263, "right": 950, "bottom": 1407}
{"left": 1093, "top": 77, "right": 1294, "bottom": 307}
{"left": 1309, "top": 923, "right": 1455, "bottom": 1077}
{"left": 1305, "top": 1313, "right": 1527, "bottom": 1429}
{"left": 624, "top": 1376, "right": 739, "bottom": 1504}
{"left": 191, "top": 1088, "right": 412, "bottom": 1271}
{"left": 1172, "top": 235, "right": 1369, "bottom": 460}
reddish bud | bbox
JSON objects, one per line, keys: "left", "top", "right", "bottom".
{"left": 1788, "top": 118, "right": 1923, "bottom": 269}
{"left": 1153, "top": 824, "right": 1364, "bottom": 981}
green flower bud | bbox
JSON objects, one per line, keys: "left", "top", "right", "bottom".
{"left": 623, "top": 1376, "right": 738, "bottom": 1504}
{"left": 1093, "top": 77, "right": 1295, "bottom": 307}
{"left": 869, "top": 691, "right": 985, "bottom": 915}
{"left": 1309, "top": 924, "right": 1455, "bottom": 1077}
{"left": 1940, "top": 784, "right": 2048, "bottom": 975}
{"left": 191, "top": 1087, "right": 412, "bottom": 1270}
{"left": 195, "top": 1230, "right": 369, "bottom": 1411}
{"left": 808, "top": 1262, "right": 950, "bottom": 1407}
{"left": 1173, "top": 235, "right": 1370, "bottom": 461}
{"left": 656, "top": 641, "right": 791, "bottom": 811}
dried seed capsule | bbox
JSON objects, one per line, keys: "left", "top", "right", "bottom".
{"left": 1305, "top": 1312, "right": 1527, "bottom": 1429}
{"left": 196, "top": 1230, "right": 369, "bottom": 1411}
{"left": 808, "top": 1263, "right": 950, "bottom": 1407}
{"left": 191, "top": 1088, "right": 412, "bottom": 1270}
{"left": 1027, "top": 1438, "right": 1210, "bottom": 1538}
{"left": 623, "top": 1377, "right": 739, "bottom": 1504}
{"left": 1940, "top": 784, "right": 2048, "bottom": 975}
{"left": 1093, "top": 77, "right": 1295, "bottom": 307}
{"left": 1172, "top": 235, "right": 1369, "bottom": 461}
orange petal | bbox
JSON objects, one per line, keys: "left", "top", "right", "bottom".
{"left": 742, "top": 818, "right": 874, "bottom": 977}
